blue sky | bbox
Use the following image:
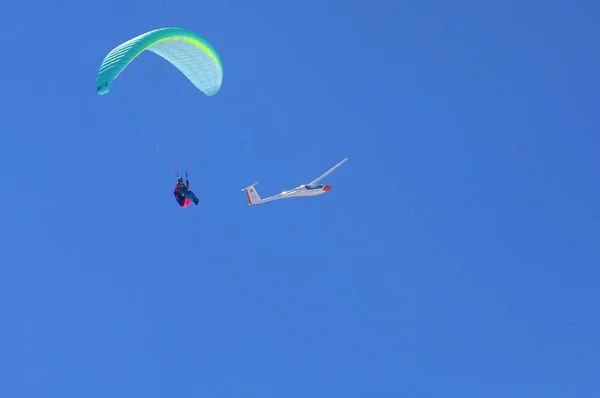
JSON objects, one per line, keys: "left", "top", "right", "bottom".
{"left": 1, "top": 0, "right": 599, "bottom": 397}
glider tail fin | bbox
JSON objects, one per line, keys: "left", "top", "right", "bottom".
{"left": 242, "top": 183, "right": 262, "bottom": 205}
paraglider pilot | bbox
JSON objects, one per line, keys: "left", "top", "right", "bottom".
{"left": 174, "top": 176, "right": 199, "bottom": 207}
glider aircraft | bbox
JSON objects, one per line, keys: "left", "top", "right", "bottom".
{"left": 242, "top": 156, "right": 350, "bottom": 206}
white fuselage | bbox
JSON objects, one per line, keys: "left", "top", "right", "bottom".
{"left": 277, "top": 184, "right": 331, "bottom": 198}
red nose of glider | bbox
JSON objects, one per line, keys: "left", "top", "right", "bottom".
{"left": 323, "top": 185, "right": 332, "bottom": 192}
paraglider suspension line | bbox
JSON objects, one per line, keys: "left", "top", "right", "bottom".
{"left": 156, "top": 145, "right": 179, "bottom": 178}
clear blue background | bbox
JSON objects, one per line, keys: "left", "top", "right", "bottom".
{"left": 1, "top": 1, "right": 598, "bottom": 397}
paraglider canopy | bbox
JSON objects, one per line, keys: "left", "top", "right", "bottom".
{"left": 96, "top": 27, "right": 223, "bottom": 96}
